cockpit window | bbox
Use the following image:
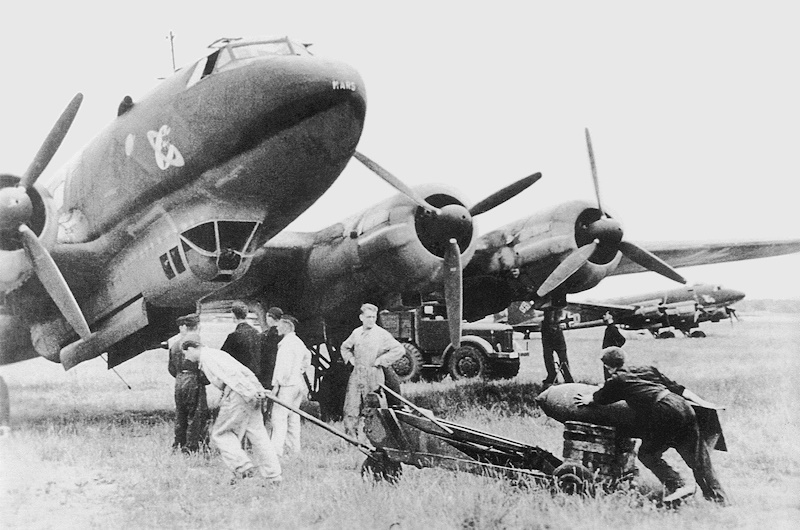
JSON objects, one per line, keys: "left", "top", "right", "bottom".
{"left": 186, "top": 38, "right": 311, "bottom": 89}
{"left": 230, "top": 41, "right": 293, "bottom": 59}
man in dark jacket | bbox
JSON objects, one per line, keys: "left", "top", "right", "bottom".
{"left": 258, "top": 306, "right": 284, "bottom": 390}
{"left": 575, "top": 347, "right": 729, "bottom": 505}
{"left": 168, "top": 313, "right": 209, "bottom": 453}
{"left": 221, "top": 302, "right": 261, "bottom": 374}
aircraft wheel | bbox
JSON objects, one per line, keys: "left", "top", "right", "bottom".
{"left": 361, "top": 454, "right": 402, "bottom": 484}
{"left": 689, "top": 330, "right": 706, "bottom": 338}
{"left": 448, "top": 345, "right": 486, "bottom": 380}
{"left": 553, "top": 462, "right": 595, "bottom": 496}
{"left": 657, "top": 330, "right": 675, "bottom": 339}
{"left": 392, "top": 343, "right": 424, "bottom": 383}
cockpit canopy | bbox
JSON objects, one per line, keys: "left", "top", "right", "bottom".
{"left": 187, "top": 37, "right": 312, "bottom": 88}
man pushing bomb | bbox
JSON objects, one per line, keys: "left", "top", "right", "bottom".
{"left": 575, "top": 347, "right": 729, "bottom": 505}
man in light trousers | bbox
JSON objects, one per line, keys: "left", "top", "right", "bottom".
{"left": 270, "top": 315, "right": 311, "bottom": 456}
{"left": 182, "top": 335, "right": 282, "bottom": 484}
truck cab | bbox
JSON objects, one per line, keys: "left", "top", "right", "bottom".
{"left": 379, "top": 302, "right": 525, "bottom": 382}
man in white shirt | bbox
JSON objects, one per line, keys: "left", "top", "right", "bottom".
{"left": 181, "top": 335, "right": 281, "bottom": 484}
{"left": 270, "top": 315, "right": 311, "bottom": 456}
{"left": 340, "top": 303, "right": 405, "bottom": 438}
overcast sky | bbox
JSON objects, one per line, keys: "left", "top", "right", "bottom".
{"left": 2, "top": 1, "right": 798, "bottom": 299}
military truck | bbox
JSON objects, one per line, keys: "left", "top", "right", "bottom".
{"left": 379, "top": 303, "right": 525, "bottom": 383}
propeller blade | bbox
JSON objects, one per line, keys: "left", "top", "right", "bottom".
{"left": 19, "top": 224, "right": 91, "bottom": 339}
{"left": 619, "top": 241, "right": 686, "bottom": 284}
{"left": 469, "top": 172, "right": 542, "bottom": 216}
{"left": 585, "top": 128, "right": 605, "bottom": 215}
{"left": 443, "top": 238, "right": 463, "bottom": 350}
{"left": 353, "top": 151, "right": 441, "bottom": 215}
{"left": 536, "top": 241, "right": 598, "bottom": 298}
{"left": 20, "top": 93, "right": 84, "bottom": 189}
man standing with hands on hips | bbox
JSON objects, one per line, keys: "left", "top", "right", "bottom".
{"left": 340, "top": 303, "right": 405, "bottom": 438}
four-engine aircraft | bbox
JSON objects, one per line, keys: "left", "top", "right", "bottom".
{"left": 0, "top": 36, "right": 368, "bottom": 378}
{"left": 507, "top": 283, "right": 746, "bottom": 338}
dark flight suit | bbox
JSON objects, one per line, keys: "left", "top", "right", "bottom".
{"left": 541, "top": 309, "right": 573, "bottom": 385}
{"left": 603, "top": 324, "right": 626, "bottom": 349}
{"left": 259, "top": 326, "right": 281, "bottom": 389}
{"left": 221, "top": 322, "right": 261, "bottom": 374}
{"left": 592, "top": 367, "right": 728, "bottom": 504}
{"left": 168, "top": 338, "right": 209, "bottom": 452}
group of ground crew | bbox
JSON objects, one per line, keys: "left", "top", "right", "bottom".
{"left": 167, "top": 301, "right": 729, "bottom": 506}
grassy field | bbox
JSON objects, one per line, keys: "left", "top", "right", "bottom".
{"left": 1, "top": 314, "right": 798, "bottom": 529}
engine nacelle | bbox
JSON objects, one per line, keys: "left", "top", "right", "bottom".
{"left": 304, "top": 184, "right": 478, "bottom": 309}
{"left": 0, "top": 178, "right": 58, "bottom": 293}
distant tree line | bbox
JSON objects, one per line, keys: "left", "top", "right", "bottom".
{"left": 737, "top": 299, "right": 800, "bottom": 313}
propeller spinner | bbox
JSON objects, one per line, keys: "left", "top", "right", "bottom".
{"left": 536, "top": 129, "right": 686, "bottom": 298}
{"left": 354, "top": 151, "right": 541, "bottom": 349}
{"left": 0, "top": 93, "right": 91, "bottom": 340}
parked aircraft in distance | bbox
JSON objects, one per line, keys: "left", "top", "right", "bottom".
{"left": 0, "top": 36, "right": 368, "bottom": 382}
{"left": 507, "top": 283, "right": 745, "bottom": 338}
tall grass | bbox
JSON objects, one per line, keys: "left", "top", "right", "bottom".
{"left": 1, "top": 314, "right": 798, "bottom": 529}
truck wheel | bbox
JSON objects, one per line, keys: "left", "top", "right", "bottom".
{"left": 392, "top": 343, "right": 424, "bottom": 383}
{"left": 448, "top": 345, "right": 486, "bottom": 380}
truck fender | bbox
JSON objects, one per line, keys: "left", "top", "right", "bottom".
{"left": 443, "top": 335, "right": 493, "bottom": 363}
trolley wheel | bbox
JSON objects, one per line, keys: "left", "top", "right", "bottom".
{"left": 553, "top": 462, "right": 595, "bottom": 495}
{"left": 361, "top": 454, "right": 403, "bottom": 484}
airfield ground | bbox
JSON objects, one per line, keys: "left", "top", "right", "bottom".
{"left": 1, "top": 313, "right": 798, "bottom": 529}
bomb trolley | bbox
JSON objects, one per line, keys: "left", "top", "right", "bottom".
{"left": 266, "top": 384, "right": 637, "bottom": 493}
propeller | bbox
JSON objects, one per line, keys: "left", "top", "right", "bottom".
{"left": 1, "top": 93, "right": 91, "bottom": 340}
{"left": 443, "top": 239, "right": 463, "bottom": 349}
{"left": 353, "top": 151, "right": 541, "bottom": 349}
{"left": 536, "top": 129, "right": 686, "bottom": 298}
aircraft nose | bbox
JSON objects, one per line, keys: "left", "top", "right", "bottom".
{"left": 729, "top": 289, "right": 746, "bottom": 302}
{"left": 180, "top": 54, "right": 367, "bottom": 138}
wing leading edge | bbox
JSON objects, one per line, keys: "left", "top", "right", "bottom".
{"left": 610, "top": 239, "right": 800, "bottom": 277}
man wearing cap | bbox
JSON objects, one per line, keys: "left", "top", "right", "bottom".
{"left": 574, "top": 347, "right": 728, "bottom": 505}
{"left": 181, "top": 335, "right": 282, "bottom": 484}
{"left": 270, "top": 315, "right": 312, "bottom": 456}
{"left": 259, "top": 306, "right": 284, "bottom": 390}
{"left": 167, "top": 313, "right": 209, "bottom": 453}
{"left": 340, "top": 303, "right": 405, "bottom": 438}
{"left": 221, "top": 301, "right": 261, "bottom": 373}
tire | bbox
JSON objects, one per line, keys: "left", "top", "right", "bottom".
{"left": 553, "top": 463, "right": 595, "bottom": 495}
{"left": 689, "top": 330, "right": 706, "bottom": 338}
{"left": 361, "top": 454, "right": 402, "bottom": 484}
{"left": 448, "top": 345, "right": 486, "bottom": 380}
{"left": 657, "top": 330, "right": 675, "bottom": 339}
{"left": 392, "top": 343, "right": 424, "bottom": 383}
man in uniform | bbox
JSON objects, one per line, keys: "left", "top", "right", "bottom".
{"left": 182, "top": 335, "right": 282, "bottom": 484}
{"left": 340, "top": 303, "right": 405, "bottom": 438}
{"left": 221, "top": 301, "right": 261, "bottom": 373}
{"left": 541, "top": 307, "right": 573, "bottom": 387}
{"left": 167, "top": 313, "right": 209, "bottom": 453}
{"left": 258, "top": 306, "right": 284, "bottom": 390}
{"left": 575, "top": 346, "right": 729, "bottom": 505}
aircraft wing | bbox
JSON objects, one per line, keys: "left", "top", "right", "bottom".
{"left": 610, "top": 239, "right": 800, "bottom": 276}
